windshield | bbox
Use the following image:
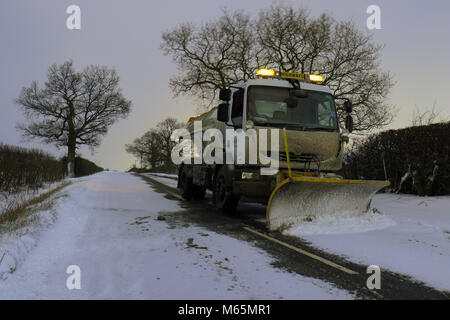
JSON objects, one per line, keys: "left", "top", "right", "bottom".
{"left": 247, "top": 86, "right": 338, "bottom": 130}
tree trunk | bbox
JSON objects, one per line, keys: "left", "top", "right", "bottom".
{"left": 67, "top": 139, "right": 76, "bottom": 178}
{"left": 67, "top": 102, "right": 76, "bottom": 178}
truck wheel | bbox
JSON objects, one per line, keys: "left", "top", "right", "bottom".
{"left": 179, "top": 168, "right": 193, "bottom": 200}
{"left": 214, "top": 169, "right": 239, "bottom": 214}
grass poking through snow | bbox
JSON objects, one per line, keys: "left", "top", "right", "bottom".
{"left": 0, "top": 182, "right": 71, "bottom": 232}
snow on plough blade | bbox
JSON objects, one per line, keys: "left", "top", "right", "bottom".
{"left": 266, "top": 174, "right": 390, "bottom": 231}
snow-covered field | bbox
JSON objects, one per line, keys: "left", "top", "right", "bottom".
{"left": 0, "top": 172, "right": 351, "bottom": 299}
{"left": 285, "top": 194, "right": 450, "bottom": 291}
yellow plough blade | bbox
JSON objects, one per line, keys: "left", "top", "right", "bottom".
{"left": 266, "top": 176, "right": 390, "bottom": 231}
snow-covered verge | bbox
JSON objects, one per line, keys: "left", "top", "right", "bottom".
{"left": 146, "top": 172, "right": 177, "bottom": 179}
{"left": 285, "top": 194, "right": 450, "bottom": 291}
{"left": 141, "top": 173, "right": 178, "bottom": 188}
{"left": 0, "top": 180, "right": 68, "bottom": 217}
{"left": 0, "top": 172, "right": 351, "bottom": 299}
{"left": 0, "top": 181, "right": 72, "bottom": 280}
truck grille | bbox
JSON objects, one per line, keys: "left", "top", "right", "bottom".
{"left": 279, "top": 153, "right": 318, "bottom": 163}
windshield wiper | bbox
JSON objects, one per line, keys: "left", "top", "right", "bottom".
{"left": 302, "top": 127, "right": 337, "bottom": 131}
{"left": 272, "top": 124, "right": 336, "bottom": 131}
{"left": 253, "top": 122, "right": 304, "bottom": 129}
{"left": 252, "top": 121, "right": 336, "bottom": 131}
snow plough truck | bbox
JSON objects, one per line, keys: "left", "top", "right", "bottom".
{"left": 176, "top": 68, "right": 389, "bottom": 231}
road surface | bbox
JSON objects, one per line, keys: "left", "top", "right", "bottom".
{"left": 0, "top": 171, "right": 448, "bottom": 299}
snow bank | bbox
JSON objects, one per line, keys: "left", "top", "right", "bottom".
{"left": 142, "top": 172, "right": 177, "bottom": 180}
{"left": 0, "top": 189, "right": 62, "bottom": 280}
{"left": 285, "top": 211, "right": 395, "bottom": 236}
{"left": 0, "top": 180, "right": 68, "bottom": 217}
{"left": 142, "top": 174, "right": 178, "bottom": 188}
{"left": 285, "top": 193, "right": 450, "bottom": 291}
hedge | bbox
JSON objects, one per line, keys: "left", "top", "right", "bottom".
{"left": 1, "top": 143, "right": 105, "bottom": 193}
{"left": 61, "top": 156, "right": 104, "bottom": 178}
{"left": 0, "top": 144, "right": 65, "bottom": 192}
{"left": 342, "top": 122, "right": 450, "bottom": 196}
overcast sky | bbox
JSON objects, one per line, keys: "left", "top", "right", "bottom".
{"left": 1, "top": 0, "right": 449, "bottom": 171}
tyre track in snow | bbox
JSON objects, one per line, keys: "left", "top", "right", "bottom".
{"left": 138, "top": 173, "right": 450, "bottom": 300}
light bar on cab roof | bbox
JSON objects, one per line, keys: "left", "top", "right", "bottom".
{"left": 256, "top": 68, "right": 323, "bottom": 83}
{"left": 307, "top": 74, "right": 323, "bottom": 82}
{"left": 256, "top": 68, "right": 276, "bottom": 77}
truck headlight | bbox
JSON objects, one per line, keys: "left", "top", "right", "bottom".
{"left": 242, "top": 172, "right": 259, "bottom": 180}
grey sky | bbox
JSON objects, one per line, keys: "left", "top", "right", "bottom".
{"left": 1, "top": 0, "right": 449, "bottom": 171}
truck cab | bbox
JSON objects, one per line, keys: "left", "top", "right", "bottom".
{"left": 217, "top": 71, "right": 351, "bottom": 173}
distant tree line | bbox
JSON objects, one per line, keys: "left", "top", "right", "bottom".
{"left": 0, "top": 143, "right": 103, "bottom": 193}
{"left": 342, "top": 122, "right": 450, "bottom": 196}
{"left": 126, "top": 117, "right": 184, "bottom": 173}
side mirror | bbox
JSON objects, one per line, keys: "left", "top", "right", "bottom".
{"left": 345, "top": 115, "right": 354, "bottom": 133}
{"left": 344, "top": 100, "right": 353, "bottom": 113}
{"left": 217, "top": 103, "right": 229, "bottom": 122}
{"left": 219, "top": 88, "right": 231, "bottom": 101}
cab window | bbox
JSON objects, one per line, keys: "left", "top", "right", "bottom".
{"left": 231, "top": 89, "right": 244, "bottom": 127}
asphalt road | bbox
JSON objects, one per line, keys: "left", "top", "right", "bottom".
{"left": 138, "top": 173, "right": 450, "bottom": 300}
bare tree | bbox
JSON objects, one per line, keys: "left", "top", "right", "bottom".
{"left": 411, "top": 102, "right": 448, "bottom": 126}
{"left": 16, "top": 61, "right": 131, "bottom": 177}
{"left": 125, "top": 137, "right": 147, "bottom": 169}
{"left": 125, "top": 129, "right": 162, "bottom": 169}
{"left": 161, "top": 4, "right": 395, "bottom": 131}
{"left": 126, "top": 118, "right": 184, "bottom": 172}
{"left": 157, "top": 118, "right": 184, "bottom": 170}
{"left": 161, "top": 10, "right": 260, "bottom": 106}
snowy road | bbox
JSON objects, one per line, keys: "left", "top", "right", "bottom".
{"left": 140, "top": 173, "right": 450, "bottom": 299}
{"left": 0, "top": 172, "right": 351, "bottom": 299}
{"left": 1, "top": 171, "right": 448, "bottom": 300}
{"left": 146, "top": 172, "right": 450, "bottom": 293}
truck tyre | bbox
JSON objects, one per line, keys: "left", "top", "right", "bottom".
{"left": 214, "top": 168, "right": 239, "bottom": 214}
{"left": 179, "top": 167, "right": 193, "bottom": 200}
